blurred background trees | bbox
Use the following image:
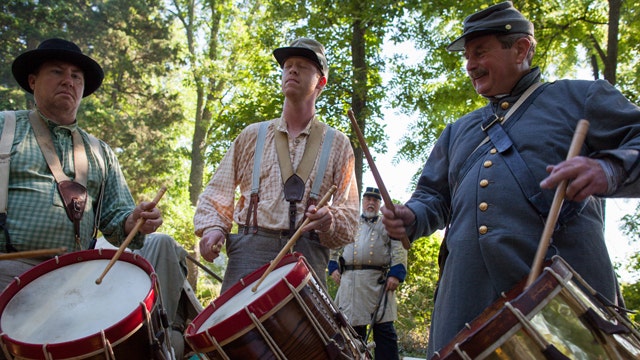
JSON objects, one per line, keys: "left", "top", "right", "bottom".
{"left": 2, "top": 0, "right": 639, "bottom": 355}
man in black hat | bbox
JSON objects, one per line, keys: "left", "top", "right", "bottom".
{"left": 329, "top": 186, "right": 407, "bottom": 359}
{"left": 194, "top": 38, "right": 359, "bottom": 292}
{"left": 381, "top": 2, "right": 640, "bottom": 357}
{"left": 0, "top": 38, "right": 189, "bottom": 359}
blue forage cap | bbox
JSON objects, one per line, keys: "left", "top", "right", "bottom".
{"left": 447, "top": 1, "right": 534, "bottom": 52}
{"left": 363, "top": 187, "right": 381, "bottom": 200}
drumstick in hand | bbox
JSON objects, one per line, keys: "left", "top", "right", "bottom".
{"left": 252, "top": 185, "right": 337, "bottom": 292}
{"left": 95, "top": 186, "right": 167, "bottom": 284}
{"left": 0, "top": 247, "right": 67, "bottom": 261}
{"left": 348, "top": 109, "right": 411, "bottom": 250}
{"left": 526, "top": 120, "right": 589, "bottom": 287}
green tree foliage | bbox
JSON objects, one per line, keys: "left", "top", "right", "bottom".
{"left": 396, "top": 234, "right": 442, "bottom": 355}
{"left": 0, "top": 0, "right": 192, "bottom": 247}
{"left": 3, "top": 0, "right": 640, "bottom": 354}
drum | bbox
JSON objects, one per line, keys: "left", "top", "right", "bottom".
{"left": 432, "top": 255, "right": 640, "bottom": 360}
{"left": 0, "top": 249, "right": 169, "bottom": 360}
{"left": 184, "top": 252, "right": 369, "bottom": 360}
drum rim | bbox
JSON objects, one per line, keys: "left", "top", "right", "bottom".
{"left": 0, "top": 249, "right": 157, "bottom": 359}
{"left": 185, "top": 252, "right": 309, "bottom": 349}
{"left": 434, "top": 256, "right": 574, "bottom": 359}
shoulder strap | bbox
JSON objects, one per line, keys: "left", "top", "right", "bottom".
{"left": 275, "top": 120, "right": 324, "bottom": 184}
{"left": 86, "top": 134, "right": 106, "bottom": 249}
{"left": 309, "top": 126, "right": 336, "bottom": 200}
{"left": 454, "top": 82, "right": 548, "bottom": 197}
{"left": 244, "top": 121, "right": 270, "bottom": 233}
{"left": 0, "top": 111, "right": 17, "bottom": 214}
{"left": 251, "top": 121, "right": 269, "bottom": 195}
{"left": 0, "top": 112, "right": 18, "bottom": 252}
{"left": 480, "top": 83, "right": 584, "bottom": 223}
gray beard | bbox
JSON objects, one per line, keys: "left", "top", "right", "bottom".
{"left": 362, "top": 210, "right": 378, "bottom": 219}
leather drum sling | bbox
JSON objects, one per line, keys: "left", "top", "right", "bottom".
{"left": 0, "top": 111, "right": 106, "bottom": 252}
{"left": 29, "top": 111, "right": 88, "bottom": 249}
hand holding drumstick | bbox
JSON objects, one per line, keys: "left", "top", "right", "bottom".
{"left": 96, "top": 186, "right": 167, "bottom": 284}
{"left": 252, "top": 185, "right": 337, "bottom": 292}
{"left": 348, "top": 109, "right": 411, "bottom": 250}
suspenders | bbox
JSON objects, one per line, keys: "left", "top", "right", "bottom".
{"left": 0, "top": 112, "right": 17, "bottom": 252}
{"left": 244, "top": 120, "right": 336, "bottom": 234}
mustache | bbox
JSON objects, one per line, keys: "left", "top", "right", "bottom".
{"left": 468, "top": 68, "right": 488, "bottom": 79}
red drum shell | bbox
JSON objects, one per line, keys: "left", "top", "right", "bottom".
{"left": 185, "top": 252, "right": 368, "bottom": 359}
{"left": 0, "top": 249, "right": 157, "bottom": 359}
{"left": 185, "top": 253, "right": 309, "bottom": 349}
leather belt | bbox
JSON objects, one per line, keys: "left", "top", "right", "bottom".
{"left": 343, "top": 264, "right": 385, "bottom": 271}
{"left": 237, "top": 226, "right": 319, "bottom": 241}
{"left": 238, "top": 225, "right": 291, "bottom": 237}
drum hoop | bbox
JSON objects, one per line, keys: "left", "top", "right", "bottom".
{"left": 185, "top": 253, "right": 309, "bottom": 349}
{"left": 0, "top": 249, "right": 157, "bottom": 359}
{"left": 435, "top": 257, "right": 574, "bottom": 359}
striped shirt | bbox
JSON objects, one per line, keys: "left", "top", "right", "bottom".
{"left": 0, "top": 110, "right": 143, "bottom": 252}
{"left": 194, "top": 116, "right": 359, "bottom": 249}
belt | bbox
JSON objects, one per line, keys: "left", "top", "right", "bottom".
{"left": 343, "top": 264, "right": 385, "bottom": 271}
{"left": 237, "top": 226, "right": 319, "bottom": 241}
{"left": 238, "top": 225, "right": 309, "bottom": 237}
{"left": 239, "top": 225, "right": 291, "bottom": 237}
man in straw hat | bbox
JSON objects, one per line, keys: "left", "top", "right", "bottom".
{"left": 381, "top": 2, "right": 640, "bottom": 357}
{"left": 195, "top": 38, "right": 359, "bottom": 292}
{"left": 0, "top": 38, "right": 189, "bottom": 359}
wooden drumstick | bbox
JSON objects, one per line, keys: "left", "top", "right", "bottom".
{"left": 348, "top": 109, "right": 411, "bottom": 250}
{"left": 0, "top": 247, "right": 67, "bottom": 261}
{"left": 526, "top": 120, "right": 589, "bottom": 287}
{"left": 95, "top": 186, "right": 167, "bottom": 284}
{"left": 252, "top": 185, "right": 337, "bottom": 292}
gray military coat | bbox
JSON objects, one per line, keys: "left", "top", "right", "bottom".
{"left": 333, "top": 217, "right": 408, "bottom": 326}
{"left": 408, "top": 68, "right": 640, "bottom": 357}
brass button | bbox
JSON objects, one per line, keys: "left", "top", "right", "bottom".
{"left": 479, "top": 225, "right": 488, "bottom": 235}
{"left": 484, "top": 160, "right": 493, "bottom": 168}
{"left": 479, "top": 202, "right": 488, "bottom": 211}
{"left": 490, "top": 148, "right": 497, "bottom": 154}
{"left": 480, "top": 179, "right": 489, "bottom": 187}
{"left": 501, "top": 101, "right": 510, "bottom": 110}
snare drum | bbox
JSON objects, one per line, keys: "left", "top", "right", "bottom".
{"left": 0, "top": 249, "right": 169, "bottom": 360}
{"left": 185, "top": 252, "right": 369, "bottom": 360}
{"left": 433, "top": 255, "right": 640, "bottom": 360}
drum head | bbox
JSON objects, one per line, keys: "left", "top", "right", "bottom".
{"left": 0, "top": 249, "right": 157, "bottom": 358}
{"left": 186, "top": 253, "right": 309, "bottom": 348}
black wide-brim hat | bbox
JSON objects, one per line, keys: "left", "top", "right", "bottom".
{"left": 12, "top": 38, "right": 104, "bottom": 97}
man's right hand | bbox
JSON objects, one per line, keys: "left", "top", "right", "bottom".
{"left": 381, "top": 204, "right": 415, "bottom": 240}
{"left": 330, "top": 269, "right": 341, "bottom": 285}
{"left": 199, "top": 229, "right": 226, "bottom": 262}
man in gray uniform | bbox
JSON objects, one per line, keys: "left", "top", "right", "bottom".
{"left": 381, "top": 2, "right": 640, "bottom": 358}
{"left": 329, "top": 187, "right": 407, "bottom": 359}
